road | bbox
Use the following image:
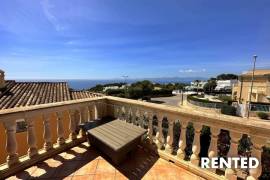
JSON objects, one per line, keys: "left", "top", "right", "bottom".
{"left": 151, "top": 94, "right": 186, "bottom": 107}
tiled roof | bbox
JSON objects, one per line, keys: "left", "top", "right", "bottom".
{"left": 0, "top": 81, "right": 71, "bottom": 110}
{"left": 241, "top": 69, "right": 270, "bottom": 76}
{"left": 71, "top": 91, "right": 103, "bottom": 100}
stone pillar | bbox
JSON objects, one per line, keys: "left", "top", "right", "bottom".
{"left": 114, "top": 105, "right": 119, "bottom": 119}
{"left": 177, "top": 120, "right": 188, "bottom": 159}
{"left": 68, "top": 110, "right": 77, "bottom": 140}
{"left": 124, "top": 106, "right": 130, "bottom": 122}
{"left": 25, "top": 117, "right": 38, "bottom": 158}
{"left": 87, "top": 104, "right": 93, "bottom": 121}
{"left": 139, "top": 110, "right": 145, "bottom": 128}
{"left": 190, "top": 123, "right": 202, "bottom": 166}
{"left": 165, "top": 119, "right": 174, "bottom": 154}
{"left": 155, "top": 113, "right": 164, "bottom": 149}
{"left": 4, "top": 120, "right": 19, "bottom": 167}
{"left": 208, "top": 127, "right": 220, "bottom": 173}
{"left": 56, "top": 112, "right": 65, "bottom": 145}
{"left": 247, "top": 136, "right": 266, "bottom": 180}
{"left": 131, "top": 108, "right": 137, "bottom": 125}
{"left": 225, "top": 131, "right": 242, "bottom": 180}
{"left": 147, "top": 112, "right": 153, "bottom": 144}
{"left": 43, "top": 114, "right": 52, "bottom": 151}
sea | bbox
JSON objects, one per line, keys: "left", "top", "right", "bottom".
{"left": 16, "top": 77, "right": 206, "bottom": 90}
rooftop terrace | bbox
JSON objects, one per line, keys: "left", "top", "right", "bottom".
{"left": 0, "top": 96, "right": 269, "bottom": 180}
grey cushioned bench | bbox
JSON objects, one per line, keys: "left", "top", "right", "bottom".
{"left": 87, "top": 120, "right": 147, "bottom": 164}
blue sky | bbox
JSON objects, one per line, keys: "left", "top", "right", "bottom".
{"left": 0, "top": 0, "right": 270, "bottom": 79}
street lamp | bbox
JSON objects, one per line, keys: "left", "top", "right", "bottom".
{"left": 247, "top": 55, "right": 257, "bottom": 118}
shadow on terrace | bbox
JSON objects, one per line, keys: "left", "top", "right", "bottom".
{"left": 7, "top": 142, "right": 199, "bottom": 180}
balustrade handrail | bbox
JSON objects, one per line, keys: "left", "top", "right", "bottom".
{"left": 0, "top": 95, "right": 269, "bottom": 180}
{"left": 1, "top": 95, "right": 270, "bottom": 138}
{"left": 106, "top": 96, "right": 270, "bottom": 138}
{"left": 0, "top": 97, "right": 105, "bottom": 121}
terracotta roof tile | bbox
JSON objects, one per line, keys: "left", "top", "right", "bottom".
{"left": 0, "top": 80, "right": 104, "bottom": 110}
{"left": 70, "top": 91, "right": 103, "bottom": 100}
{"left": 0, "top": 81, "right": 71, "bottom": 110}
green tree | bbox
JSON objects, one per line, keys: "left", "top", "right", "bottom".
{"left": 203, "top": 78, "right": 217, "bottom": 93}
{"left": 89, "top": 84, "right": 104, "bottom": 92}
{"left": 217, "top": 74, "right": 238, "bottom": 80}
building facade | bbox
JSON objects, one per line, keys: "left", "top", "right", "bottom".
{"left": 232, "top": 69, "right": 270, "bottom": 104}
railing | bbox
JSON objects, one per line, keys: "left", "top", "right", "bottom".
{"left": 106, "top": 96, "right": 270, "bottom": 180}
{"left": 250, "top": 103, "right": 270, "bottom": 112}
{"left": 187, "top": 95, "right": 225, "bottom": 109}
{"left": 0, "top": 96, "right": 270, "bottom": 180}
{"left": 0, "top": 97, "right": 106, "bottom": 179}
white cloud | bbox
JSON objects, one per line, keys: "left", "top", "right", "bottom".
{"left": 179, "top": 69, "right": 207, "bottom": 73}
{"left": 41, "top": 0, "right": 66, "bottom": 31}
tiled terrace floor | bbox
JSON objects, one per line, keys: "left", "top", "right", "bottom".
{"left": 7, "top": 142, "right": 203, "bottom": 180}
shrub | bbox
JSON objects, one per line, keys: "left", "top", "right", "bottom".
{"left": 257, "top": 112, "right": 269, "bottom": 120}
{"left": 221, "top": 105, "right": 237, "bottom": 116}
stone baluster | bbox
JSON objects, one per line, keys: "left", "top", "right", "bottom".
{"left": 56, "top": 112, "right": 65, "bottom": 145}
{"left": 190, "top": 123, "right": 202, "bottom": 166}
{"left": 43, "top": 114, "right": 52, "bottom": 151}
{"left": 139, "top": 110, "right": 145, "bottom": 128}
{"left": 68, "top": 110, "right": 77, "bottom": 140}
{"left": 4, "top": 120, "right": 19, "bottom": 167}
{"left": 25, "top": 116, "right": 38, "bottom": 158}
{"left": 208, "top": 127, "right": 220, "bottom": 173}
{"left": 124, "top": 106, "right": 129, "bottom": 122}
{"left": 131, "top": 108, "right": 137, "bottom": 125}
{"left": 247, "top": 136, "right": 266, "bottom": 180}
{"left": 147, "top": 112, "right": 153, "bottom": 144}
{"left": 155, "top": 113, "right": 164, "bottom": 149}
{"left": 177, "top": 120, "right": 188, "bottom": 159}
{"left": 165, "top": 117, "right": 174, "bottom": 154}
{"left": 87, "top": 104, "right": 93, "bottom": 121}
{"left": 78, "top": 107, "right": 87, "bottom": 136}
{"left": 114, "top": 105, "right": 119, "bottom": 119}
{"left": 97, "top": 102, "right": 104, "bottom": 119}
{"left": 98, "top": 102, "right": 103, "bottom": 118}
{"left": 225, "top": 131, "right": 242, "bottom": 180}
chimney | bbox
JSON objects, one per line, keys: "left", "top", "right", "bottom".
{"left": 0, "top": 69, "right": 5, "bottom": 89}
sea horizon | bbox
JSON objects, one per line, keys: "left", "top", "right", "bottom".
{"left": 14, "top": 77, "right": 207, "bottom": 90}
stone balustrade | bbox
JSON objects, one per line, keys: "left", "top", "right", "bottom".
{"left": 106, "top": 96, "right": 270, "bottom": 180}
{"left": 0, "top": 95, "right": 270, "bottom": 180}
{"left": 0, "top": 97, "right": 105, "bottom": 179}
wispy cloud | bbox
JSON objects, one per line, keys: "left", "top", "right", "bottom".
{"left": 41, "top": 0, "right": 66, "bottom": 31}
{"left": 179, "top": 68, "right": 206, "bottom": 73}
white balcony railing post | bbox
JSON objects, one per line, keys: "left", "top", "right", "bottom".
{"left": 247, "top": 136, "right": 266, "bottom": 180}
{"left": 3, "top": 120, "right": 19, "bottom": 167}
{"left": 225, "top": 131, "right": 242, "bottom": 180}
{"left": 87, "top": 104, "right": 92, "bottom": 121}
{"left": 208, "top": 127, "right": 220, "bottom": 173}
{"left": 78, "top": 107, "right": 87, "bottom": 136}
{"left": 165, "top": 117, "right": 174, "bottom": 154}
{"left": 131, "top": 108, "right": 137, "bottom": 125}
{"left": 147, "top": 111, "right": 153, "bottom": 144}
{"left": 139, "top": 110, "right": 144, "bottom": 128}
{"left": 68, "top": 110, "right": 77, "bottom": 140}
{"left": 177, "top": 120, "right": 188, "bottom": 159}
{"left": 43, "top": 114, "right": 52, "bottom": 151}
{"left": 25, "top": 116, "right": 38, "bottom": 158}
{"left": 190, "top": 123, "right": 202, "bottom": 166}
{"left": 56, "top": 111, "right": 65, "bottom": 145}
{"left": 155, "top": 113, "right": 164, "bottom": 149}
{"left": 124, "top": 106, "right": 129, "bottom": 122}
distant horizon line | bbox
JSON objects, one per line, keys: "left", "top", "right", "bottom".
{"left": 10, "top": 76, "right": 209, "bottom": 81}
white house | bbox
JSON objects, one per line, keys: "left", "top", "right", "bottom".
{"left": 215, "top": 80, "right": 237, "bottom": 91}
